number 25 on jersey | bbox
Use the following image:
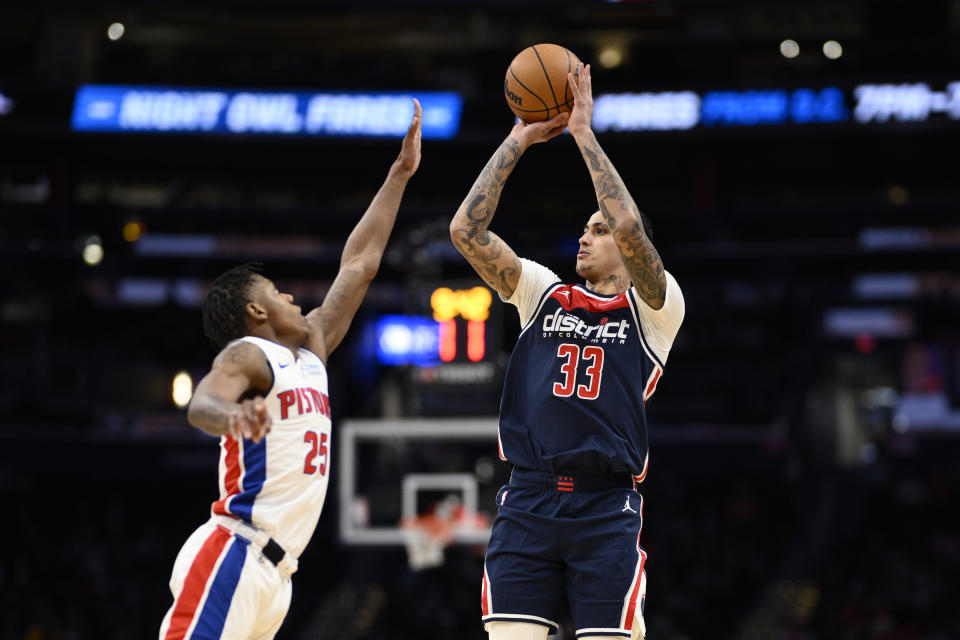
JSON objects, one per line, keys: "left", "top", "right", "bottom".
{"left": 553, "top": 344, "right": 604, "bottom": 400}
{"left": 303, "top": 430, "right": 328, "bottom": 475}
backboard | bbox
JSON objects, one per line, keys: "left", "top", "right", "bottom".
{"left": 337, "top": 418, "right": 505, "bottom": 546}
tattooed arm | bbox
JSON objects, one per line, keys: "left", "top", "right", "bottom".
{"left": 187, "top": 341, "right": 274, "bottom": 442}
{"left": 305, "top": 100, "right": 422, "bottom": 360}
{"left": 450, "top": 112, "right": 570, "bottom": 298}
{"left": 567, "top": 63, "right": 667, "bottom": 309}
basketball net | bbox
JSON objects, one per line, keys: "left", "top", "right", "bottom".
{"left": 400, "top": 496, "right": 488, "bottom": 571}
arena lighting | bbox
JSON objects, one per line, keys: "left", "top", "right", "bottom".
{"left": 122, "top": 220, "right": 143, "bottom": 242}
{"left": 598, "top": 45, "right": 625, "bottom": 69}
{"left": 376, "top": 316, "right": 440, "bottom": 366}
{"left": 71, "top": 85, "right": 463, "bottom": 138}
{"left": 467, "top": 321, "right": 485, "bottom": 362}
{"left": 853, "top": 274, "right": 918, "bottom": 300}
{"left": 107, "top": 22, "right": 125, "bottom": 41}
{"left": 71, "top": 81, "right": 959, "bottom": 138}
{"left": 591, "top": 86, "right": 849, "bottom": 130}
{"left": 82, "top": 236, "right": 103, "bottom": 266}
{"left": 592, "top": 92, "right": 701, "bottom": 131}
{"left": 430, "top": 286, "right": 492, "bottom": 363}
{"left": 780, "top": 39, "right": 800, "bottom": 59}
{"left": 592, "top": 80, "right": 959, "bottom": 131}
{"left": 823, "top": 308, "right": 914, "bottom": 338}
{"left": 439, "top": 320, "right": 457, "bottom": 362}
{"left": 853, "top": 82, "right": 960, "bottom": 122}
{"left": 172, "top": 371, "right": 193, "bottom": 408}
{"left": 701, "top": 87, "right": 848, "bottom": 126}
{"left": 430, "top": 287, "right": 491, "bottom": 322}
{"left": 822, "top": 40, "right": 843, "bottom": 60}
{"left": 0, "top": 91, "right": 13, "bottom": 115}
{"left": 374, "top": 287, "right": 495, "bottom": 366}
{"left": 888, "top": 185, "right": 909, "bottom": 205}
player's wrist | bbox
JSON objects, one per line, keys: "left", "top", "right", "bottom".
{"left": 505, "top": 133, "right": 530, "bottom": 154}
{"left": 570, "top": 125, "right": 595, "bottom": 142}
{"left": 387, "top": 161, "right": 415, "bottom": 182}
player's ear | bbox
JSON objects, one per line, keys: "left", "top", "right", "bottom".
{"left": 246, "top": 301, "right": 267, "bottom": 321}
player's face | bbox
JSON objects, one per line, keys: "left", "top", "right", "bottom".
{"left": 249, "top": 275, "right": 308, "bottom": 338}
{"left": 575, "top": 211, "right": 624, "bottom": 281}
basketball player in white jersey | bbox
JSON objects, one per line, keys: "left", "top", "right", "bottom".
{"left": 158, "top": 101, "right": 422, "bottom": 640}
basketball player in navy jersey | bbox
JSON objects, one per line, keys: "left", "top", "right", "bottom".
{"left": 159, "top": 102, "right": 420, "bottom": 640}
{"left": 450, "top": 64, "right": 684, "bottom": 640}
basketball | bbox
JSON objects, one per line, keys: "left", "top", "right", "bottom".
{"left": 504, "top": 44, "right": 581, "bottom": 124}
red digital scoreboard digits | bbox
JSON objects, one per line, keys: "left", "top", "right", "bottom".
{"left": 430, "top": 287, "right": 492, "bottom": 363}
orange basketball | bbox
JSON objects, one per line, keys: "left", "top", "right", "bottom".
{"left": 504, "top": 44, "right": 581, "bottom": 124}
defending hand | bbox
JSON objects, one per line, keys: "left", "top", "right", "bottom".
{"left": 395, "top": 98, "right": 423, "bottom": 177}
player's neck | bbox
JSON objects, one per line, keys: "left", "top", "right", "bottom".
{"left": 248, "top": 327, "right": 301, "bottom": 360}
{"left": 585, "top": 273, "right": 630, "bottom": 295}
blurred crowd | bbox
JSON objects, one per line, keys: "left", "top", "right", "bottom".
{"left": 4, "top": 439, "right": 956, "bottom": 640}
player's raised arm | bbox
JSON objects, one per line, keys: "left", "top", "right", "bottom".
{"left": 305, "top": 99, "right": 422, "bottom": 360}
{"left": 567, "top": 63, "right": 667, "bottom": 309}
{"left": 187, "top": 341, "right": 274, "bottom": 442}
{"left": 449, "top": 113, "right": 569, "bottom": 299}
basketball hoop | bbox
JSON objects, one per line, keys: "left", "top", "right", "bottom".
{"left": 400, "top": 496, "right": 489, "bottom": 571}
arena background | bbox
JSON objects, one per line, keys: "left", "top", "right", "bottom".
{"left": 1, "top": 1, "right": 958, "bottom": 638}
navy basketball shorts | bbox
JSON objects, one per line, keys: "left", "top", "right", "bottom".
{"left": 481, "top": 469, "right": 647, "bottom": 638}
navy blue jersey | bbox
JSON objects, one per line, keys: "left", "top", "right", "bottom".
{"left": 498, "top": 260, "right": 684, "bottom": 478}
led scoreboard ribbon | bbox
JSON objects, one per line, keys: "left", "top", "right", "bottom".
{"left": 71, "top": 85, "right": 463, "bottom": 139}
{"left": 589, "top": 81, "right": 960, "bottom": 132}
{"left": 71, "top": 81, "right": 957, "bottom": 138}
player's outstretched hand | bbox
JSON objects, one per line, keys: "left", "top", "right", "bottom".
{"left": 396, "top": 98, "right": 422, "bottom": 178}
{"left": 567, "top": 62, "right": 593, "bottom": 137}
{"left": 228, "top": 397, "right": 272, "bottom": 443}
{"left": 509, "top": 111, "right": 570, "bottom": 149}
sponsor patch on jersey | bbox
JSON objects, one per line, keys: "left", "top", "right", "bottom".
{"left": 541, "top": 308, "right": 631, "bottom": 344}
{"left": 299, "top": 361, "right": 324, "bottom": 375}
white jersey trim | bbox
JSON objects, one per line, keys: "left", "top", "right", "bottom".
{"left": 501, "top": 258, "right": 562, "bottom": 328}
{"left": 626, "top": 293, "right": 665, "bottom": 370}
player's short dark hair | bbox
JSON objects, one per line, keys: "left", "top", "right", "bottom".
{"left": 201, "top": 263, "right": 263, "bottom": 351}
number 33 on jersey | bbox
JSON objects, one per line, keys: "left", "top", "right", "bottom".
{"left": 498, "top": 263, "right": 684, "bottom": 479}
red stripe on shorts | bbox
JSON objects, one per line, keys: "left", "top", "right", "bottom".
{"left": 163, "top": 526, "right": 233, "bottom": 640}
{"left": 623, "top": 533, "right": 647, "bottom": 629}
{"left": 481, "top": 566, "right": 490, "bottom": 616}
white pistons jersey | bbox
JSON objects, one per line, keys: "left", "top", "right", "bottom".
{"left": 211, "top": 336, "right": 332, "bottom": 559}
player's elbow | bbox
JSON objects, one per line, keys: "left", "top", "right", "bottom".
{"left": 449, "top": 217, "right": 462, "bottom": 241}
{"left": 186, "top": 395, "right": 216, "bottom": 432}
{"left": 186, "top": 405, "right": 225, "bottom": 439}
{"left": 449, "top": 220, "right": 472, "bottom": 255}
{"left": 343, "top": 255, "right": 379, "bottom": 282}
{"left": 185, "top": 400, "right": 204, "bottom": 430}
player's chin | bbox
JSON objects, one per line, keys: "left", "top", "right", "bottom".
{"left": 575, "top": 261, "right": 591, "bottom": 278}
